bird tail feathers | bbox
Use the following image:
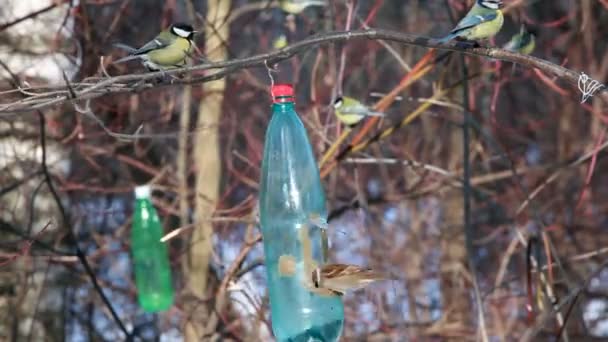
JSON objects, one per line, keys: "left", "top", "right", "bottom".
{"left": 438, "top": 33, "right": 457, "bottom": 44}
{"left": 369, "top": 270, "right": 399, "bottom": 281}
{"left": 111, "top": 43, "right": 142, "bottom": 64}
{"left": 112, "top": 43, "right": 138, "bottom": 54}
{"left": 112, "top": 55, "right": 142, "bottom": 64}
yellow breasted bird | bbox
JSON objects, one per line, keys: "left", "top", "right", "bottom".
{"left": 439, "top": 0, "right": 504, "bottom": 43}
{"left": 279, "top": 0, "right": 327, "bottom": 15}
{"left": 113, "top": 23, "right": 196, "bottom": 71}
{"left": 503, "top": 27, "right": 536, "bottom": 55}
{"left": 333, "top": 96, "right": 385, "bottom": 127}
{"left": 272, "top": 34, "right": 289, "bottom": 50}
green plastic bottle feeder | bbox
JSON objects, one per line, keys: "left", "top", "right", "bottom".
{"left": 131, "top": 185, "right": 174, "bottom": 312}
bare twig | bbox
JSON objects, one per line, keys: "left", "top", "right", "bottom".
{"left": 35, "top": 111, "right": 131, "bottom": 339}
{"left": 516, "top": 137, "right": 608, "bottom": 215}
{"left": 0, "top": 3, "right": 59, "bottom": 32}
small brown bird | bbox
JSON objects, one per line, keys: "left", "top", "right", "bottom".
{"left": 310, "top": 264, "right": 393, "bottom": 296}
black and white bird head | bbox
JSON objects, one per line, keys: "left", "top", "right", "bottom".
{"left": 333, "top": 96, "right": 344, "bottom": 109}
{"left": 170, "top": 23, "right": 196, "bottom": 39}
{"left": 478, "top": 0, "right": 503, "bottom": 10}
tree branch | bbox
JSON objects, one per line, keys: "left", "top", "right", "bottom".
{"left": 1, "top": 29, "right": 605, "bottom": 114}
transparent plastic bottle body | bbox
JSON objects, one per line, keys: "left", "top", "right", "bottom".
{"left": 259, "top": 93, "right": 344, "bottom": 341}
{"left": 131, "top": 186, "right": 174, "bottom": 312}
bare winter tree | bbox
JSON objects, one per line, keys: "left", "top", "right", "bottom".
{"left": 1, "top": 0, "right": 607, "bottom": 341}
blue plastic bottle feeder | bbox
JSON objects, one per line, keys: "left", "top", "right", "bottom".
{"left": 259, "top": 84, "right": 344, "bottom": 341}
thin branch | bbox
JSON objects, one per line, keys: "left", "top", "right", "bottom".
{"left": 35, "top": 111, "right": 131, "bottom": 339}
{"left": 0, "top": 3, "right": 59, "bottom": 32}
{"left": 517, "top": 136, "right": 608, "bottom": 215}
{"left": 0, "top": 171, "right": 43, "bottom": 197}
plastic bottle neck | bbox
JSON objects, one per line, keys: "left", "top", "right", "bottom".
{"left": 272, "top": 101, "right": 295, "bottom": 113}
{"left": 135, "top": 197, "right": 153, "bottom": 208}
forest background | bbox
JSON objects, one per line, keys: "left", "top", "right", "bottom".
{"left": 1, "top": 0, "right": 608, "bottom": 341}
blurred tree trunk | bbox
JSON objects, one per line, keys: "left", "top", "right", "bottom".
{"left": 0, "top": 267, "right": 15, "bottom": 340}
{"left": 184, "top": 0, "right": 230, "bottom": 340}
{"left": 403, "top": 200, "right": 431, "bottom": 337}
{"left": 582, "top": 0, "right": 608, "bottom": 163}
{"left": 439, "top": 116, "right": 471, "bottom": 336}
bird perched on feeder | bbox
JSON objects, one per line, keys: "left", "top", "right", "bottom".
{"left": 333, "top": 96, "right": 385, "bottom": 127}
{"left": 503, "top": 26, "right": 536, "bottom": 55}
{"left": 310, "top": 263, "right": 394, "bottom": 296}
{"left": 113, "top": 23, "right": 196, "bottom": 71}
{"left": 279, "top": 0, "right": 328, "bottom": 14}
{"left": 438, "top": 0, "right": 504, "bottom": 44}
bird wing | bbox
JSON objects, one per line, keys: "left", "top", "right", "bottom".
{"left": 130, "top": 34, "right": 174, "bottom": 55}
{"left": 342, "top": 106, "right": 385, "bottom": 117}
{"left": 502, "top": 36, "right": 520, "bottom": 52}
{"left": 321, "top": 264, "right": 357, "bottom": 278}
{"left": 363, "top": 111, "right": 385, "bottom": 117}
{"left": 450, "top": 12, "right": 498, "bottom": 35}
{"left": 320, "top": 264, "right": 389, "bottom": 294}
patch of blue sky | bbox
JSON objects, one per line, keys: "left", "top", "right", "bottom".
{"left": 354, "top": 301, "right": 381, "bottom": 334}
{"left": 424, "top": 278, "right": 442, "bottom": 320}
{"left": 384, "top": 206, "right": 398, "bottom": 223}
{"left": 83, "top": 197, "right": 108, "bottom": 227}
{"left": 329, "top": 213, "right": 370, "bottom": 264}
{"left": 216, "top": 234, "right": 240, "bottom": 269}
{"left": 160, "top": 327, "right": 186, "bottom": 341}
{"left": 477, "top": 246, "right": 489, "bottom": 259}
{"left": 106, "top": 196, "right": 127, "bottom": 228}
{"left": 367, "top": 178, "right": 383, "bottom": 199}
{"left": 376, "top": 278, "right": 409, "bottom": 320}
{"left": 590, "top": 268, "right": 608, "bottom": 290}
{"left": 107, "top": 251, "right": 131, "bottom": 287}
{"left": 584, "top": 299, "right": 608, "bottom": 337}
{"left": 66, "top": 316, "right": 87, "bottom": 342}
{"left": 525, "top": 143, "right": 541, "bottom": 165}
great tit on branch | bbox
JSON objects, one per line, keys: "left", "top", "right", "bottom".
{"left": 113, "top": 23, "right": 196, "bottom": 71}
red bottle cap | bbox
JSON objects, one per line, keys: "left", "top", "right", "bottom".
{"left": 271, "top": 84, "right": 294, "bottom": 103}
